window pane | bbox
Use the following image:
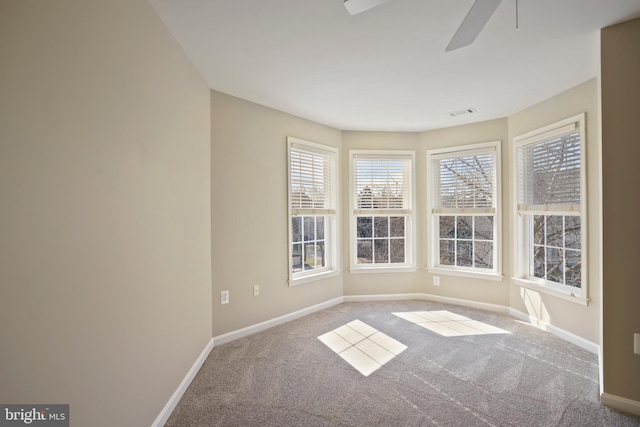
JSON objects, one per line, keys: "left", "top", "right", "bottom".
{"left": 533, "top": 246, "right": 545, "bottom": 279}
{"left": 456, "top": 241, "right": 473, "bottom": 267}
{"left": 316, "top": 216, "right": 325, "bottom": 240}
{"left": 456, "top": 216, "right": 472, "bottom": 239}
{"left": 317, "top": 242, "right": 326, "bottom": 268}
{"left": 390, "top": 239, "right": 405, "bottom": 263}
{"left": 305, "top": 244, "right": 317, "bottom": 270}
{"left": 357, "top": 217, "right": 372, "bottom": 238}
{"left": 374, "top": 216, "right": 389, "bottom": 238}
{"left": 292, "top": 243, "right": 302, "bottom": 271}
{"left": 304, "top": 217, "right": 315, "bottom": 242}
{"left": 439, "top": 216, "right": 455, "bottom": 239}
{"left": 546, "top": 247, "right": 564, "bottom": 283}
{"left": 565, "top": 249, "right": 581, "bottom": 287}
{"left": 533, "top": 215, "right": 545, "bottom": 245}
{"left": 546, "top": 216, "right": 564, "bottom": 248}
{"left": 357, "top": 240, "right": 372, "bottom": 263}
{"left": 474, "top": 216, "right": 493, "bottom": 240}
{"left": 439, "top": 240, "right": 455, "bottom": 266}
{"left": 565, "top": 216, "right": 581, "bottom": 250}
{"left": 292, "top": 217, "right": 302, "bottom": 242}
{"left": 474, "top": 242, "right": 493, "bottom": 269}
{"left": 390, "top": 216, "right": 405, "bottom": 238}
{"left": 374, "top": 239, "right": 389, "bottom": 263}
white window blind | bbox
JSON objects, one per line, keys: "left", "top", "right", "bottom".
{"left": 432, "top": 149, "right": 496, "bottom": 212}
{"left": 290, "top": 145, "right": 335, "bottom": 214}
{"left": 353, "top": 156, "right": 411, "bottom": 211}
{"left": 517, "top": 125, "right": 581, "bottom": 212}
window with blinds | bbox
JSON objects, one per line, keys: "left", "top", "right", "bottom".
{"left": 290, "top": 146, "right": 335, "bottom": 213}
{"left": 432, "top": 149, "right": 496, "bottom": 212}
{"left": 428, "top": 142, "right": 500, "bottom": 275}
{"left": 288, "top": 137, "right": 338, "bottom": 283}
{"left": 513, "top": 114, "right": 586, "bottom": 297}
{"left": 353, "top": 157, "right": 411, "bottom": 211}
{"left": 517, "top": 125, "right": 581, "bottom": 212}
{"left": 350, "top": 151, "right": 414, "bottom": 269}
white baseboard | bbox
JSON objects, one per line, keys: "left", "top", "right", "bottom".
{"left": 509, "top": 308, "right": 599, "bottom": 354}
{"left": 344, "top": 292, "right": 510, "bottom": 315}
{"left": 212, "top": 296, "right": 344, "bottom": 346}
{"left": 343, "top": 293, "right": 426, "bottom": 302}
{"left": 601, "top": 392, "right": 640, "bottom": 417}
{"left": 152, "top": 338, "right": 214, "bottom": 427}
{"left": 419, "top": 293, "right": 510, "bottom": 315}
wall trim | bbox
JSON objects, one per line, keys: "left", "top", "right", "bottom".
{"left": 420, "top": 293, "right": 510, "bottom": 315}
{"left": 509, "top": 308, "right": 599, "bottom": 354}
{"left": 601, "top": 393, "right": 640, "bottom": 417}
{"left": 212, "top": 296, "right": 344, "bottom": 346}
{"left": 344, "top": 293, "right": 509, "bottom": 314}
{"left": 152, "top": 338, "right": 214, "bottom": 427}
{"left": 343, "top": 293, "right": 426, "bottom": 302}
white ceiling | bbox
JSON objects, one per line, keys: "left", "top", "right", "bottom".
{"left": 149, "top": 0, "right": 640, "bottom": 131}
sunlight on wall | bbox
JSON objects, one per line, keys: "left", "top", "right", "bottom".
{"left": 393, "top": 310, "right": 510, "bottom": 337}
{"left": 318, "top": 319, "right": 407, "bottom": 376}
{"left": 520, "top": 287, "right": 551, "bottom": 325}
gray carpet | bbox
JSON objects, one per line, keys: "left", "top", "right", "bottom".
{"left": 166, "top": 300, "right": 640, "bottom": 426}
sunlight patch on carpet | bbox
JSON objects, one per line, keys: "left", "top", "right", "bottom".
{"left": 393, "top": 310, "right": 510, "bottom": 337}
{"left": 318, "top": 319, "right": 407, "bottom": 376}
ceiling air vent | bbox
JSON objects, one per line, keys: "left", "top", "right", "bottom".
{"left": 449, "top": 108, "right": 477, "bottom": 117}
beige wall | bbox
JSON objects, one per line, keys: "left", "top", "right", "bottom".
{"left": 601, "top": 18, "right": 640, "bottom": 405}
{"left": 507, "top": 78, "right": 601, "bottom": 345}
{"left": 210, "top": 91, "right": 343, "bottom": 336}
{"left": 0, "top": 1, "right": 212, "bottom": 426}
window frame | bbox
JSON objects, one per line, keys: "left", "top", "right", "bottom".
{"left": 287, "top": 137, "right": 339, "bottom": 285}
{"left": 426, "top": 141, "right": 502, "bottom": 280}
{"left": 512, "top": 113, "right": 588, "bottom": 304}
{"left": 349, "top": 150, "right": 416, "bottom": 273}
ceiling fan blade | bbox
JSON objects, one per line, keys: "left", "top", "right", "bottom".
{"left": 446, "top": 0, "right": 502, "bottom": 52}
{"left": 343, "top": 0, "right": 393, "bottom": 15}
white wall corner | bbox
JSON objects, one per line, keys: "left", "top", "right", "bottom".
{"left": 152, "top": 338, "right": 214, "bottom": 427}
{"left": 509, "top": 308, "right": 600, "bottom": 354}
{"left": 601, "top": 393, "right": 640, "bottom": 417}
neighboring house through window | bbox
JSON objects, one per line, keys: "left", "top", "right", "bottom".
{"left": 350, "top": 151, "right": 415, "bottom": 271}
{"left": 427, "top": 141, "right": 501, "bottom": 279}
{"left": 288, "top": 137, "right": 338, "bottom": 284}
{"left": 513, "top": 113, "right": 587, "bottom": 302}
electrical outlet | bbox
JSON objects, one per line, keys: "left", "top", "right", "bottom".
{"left": 253, "top": 285, "right": 260, "bottom": 297}
{"left": 634, "top": 333, "right": 640, "bottom": 355}
{"left": 221, "top": 290, "right": 229, "bottom": 305}
{"left": 433, "top": 276, "right": 440, "bottom": 286}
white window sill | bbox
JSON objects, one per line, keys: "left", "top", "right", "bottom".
{"left": 427, "top": 267, "right": 503, "bottom": 282}
{"left": 350, "top": 266, "right": 417, "bottom": 274}
{"left": 289, "top": 269, "right": 339, "bottom": 286}
{"left": 513, "top": 277, "right": 589, "bottom": 306}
